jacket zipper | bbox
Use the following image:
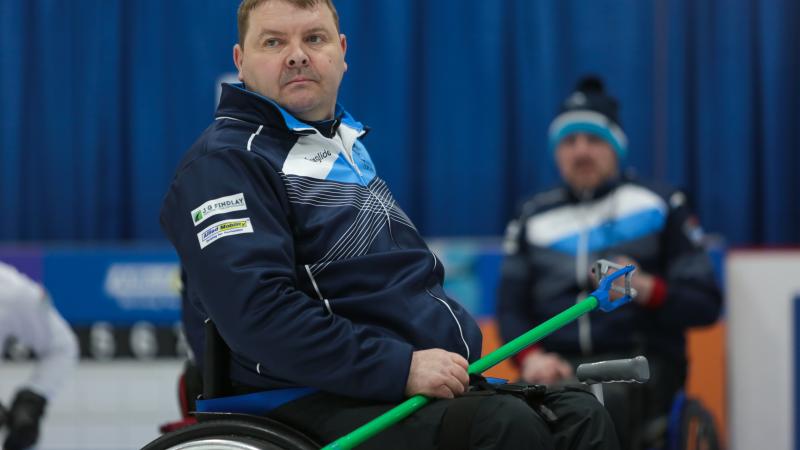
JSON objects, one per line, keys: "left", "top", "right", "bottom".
{"left": 334, "top": 133, "right": 399, "bottom": 248}
{"left": 576, "top": 201, "right": 592, "bottom": 355}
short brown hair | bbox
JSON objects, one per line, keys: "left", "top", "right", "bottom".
{"left": 237, "top": 0, "right": 340, "bottom": 46}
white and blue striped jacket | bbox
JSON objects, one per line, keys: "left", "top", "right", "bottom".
{"left": 497, "top": 177, "right": 721, "bottom": 362}
{"left": 160, "top": 84, "right": 481, "bottom": 402}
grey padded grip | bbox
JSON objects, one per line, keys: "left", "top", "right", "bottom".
{"left": 576, "top": 356, "right": 650, "bottom": 384}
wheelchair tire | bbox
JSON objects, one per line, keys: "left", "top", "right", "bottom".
{"left": 141, "top": 418, "right": 320, "bottom": 450}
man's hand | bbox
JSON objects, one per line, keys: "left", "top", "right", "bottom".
{"left": 519, "top": 350, "right": 573, "bottom": 385}
{"left": 4, "top": 388, "right": 47, "bottom": 450}
{"left": 609, "top": 256, "right": 655, "bottom": 305}
{"left": 405, "top": 349, "right": 469, "bottom": 399}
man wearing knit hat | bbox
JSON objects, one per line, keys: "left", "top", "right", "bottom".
{"left": 497, "top": 76, "right": 722, "bottom": 450}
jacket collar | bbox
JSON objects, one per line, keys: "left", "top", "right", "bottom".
{"left": 564, "top": 175, "right": 624, "bottom": 203}
{"left": 215, "top": 83, "right": 366, "bottom": 136}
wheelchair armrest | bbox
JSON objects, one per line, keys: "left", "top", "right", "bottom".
{"left": 576, "top": 355, "right": 650, "bottom": 384}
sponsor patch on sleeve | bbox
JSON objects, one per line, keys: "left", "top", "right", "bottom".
{"left": 197, "top": 218, "right": 254, "bottom": 249}
{"left": 191, "top": 193, "right": 247, "bottom": 226}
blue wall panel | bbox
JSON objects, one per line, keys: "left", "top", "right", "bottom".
{"left": 1, "top": 0, "right": 798, "bottom": 244}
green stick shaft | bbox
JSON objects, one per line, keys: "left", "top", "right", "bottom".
{"left": 466, "top": 295, "right": 598, "bottom": 375}
{"left": 322, "top": 296, "right": 599, "bottom": 450}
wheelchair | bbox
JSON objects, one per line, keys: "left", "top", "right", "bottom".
{"left": 143, "top": 260, "right": 642, "bottom": 449}
{"left": 142, "top": 320, "right": 320, "bottom": 450}
{"left": 142, "top": 264, "right": 718, "bottom": 450}
{"left": 143, "top": 320, "right": 661, "bottom": 450}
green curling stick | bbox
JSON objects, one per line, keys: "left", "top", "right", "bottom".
{"left": 322, "top": 262, "right": 635, "bottom": 450}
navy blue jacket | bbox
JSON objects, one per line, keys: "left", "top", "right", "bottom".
{"left": 160, "top": 84, "right": 482, "bottom": 402}
{"left": 497, "top": 177, "right": 721, "bottom": 363}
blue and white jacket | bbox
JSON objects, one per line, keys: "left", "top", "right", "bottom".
{"left": 497, "top": 177, "right": 721, "bottom": 363}
{"left": 160, "top": 84, "right": 482, "bottom": 402}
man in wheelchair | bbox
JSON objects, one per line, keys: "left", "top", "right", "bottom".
{"left": 496, "top": 77, "right": 723, "bottom": 449}
{"left": 155, "top": 0, "right": 620, "bottom": 448}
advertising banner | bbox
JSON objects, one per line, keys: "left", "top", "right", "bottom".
{"left": 42, "top": 248, "right": 181, "bottom": 326}
{"left": 42, "top": 247, "right": 184, "bottom": 359}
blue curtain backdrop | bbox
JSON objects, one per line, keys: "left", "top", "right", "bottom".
{"left": 1, "top": 0, "right": 797, "bottom": 244}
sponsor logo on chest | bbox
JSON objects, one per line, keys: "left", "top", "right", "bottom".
{"left": 304, "top": 149, "right": 333, "bottom": 163}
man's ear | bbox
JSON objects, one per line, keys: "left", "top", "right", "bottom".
{"left": 340, "top": 34, "right": 348, "bottom": 72}
{"left": 233, "top": 44, "right": 245, "bottom": 81}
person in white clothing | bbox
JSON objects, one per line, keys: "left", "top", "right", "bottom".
{"left": 0, "top": 261, "right": 78, "bottom": 450}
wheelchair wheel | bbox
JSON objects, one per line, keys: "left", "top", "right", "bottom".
{"left": 142, "top": 418, "right": 320, "bottom": 450}
{"left": 164, "top": 436, "right": 285, "bottom": 450}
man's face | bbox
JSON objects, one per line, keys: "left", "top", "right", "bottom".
{"left": 233, "top": 0, "right": 347, "bottom": 122}
{"left": 555, "top": 133, "right": 619, "bottom": 192}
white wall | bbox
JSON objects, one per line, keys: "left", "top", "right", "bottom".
{"left": 0, "top": 360, "right": 182, "bottom": 450}
{"left": 727, "top": 250, "right": 800, "bottom": 450}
